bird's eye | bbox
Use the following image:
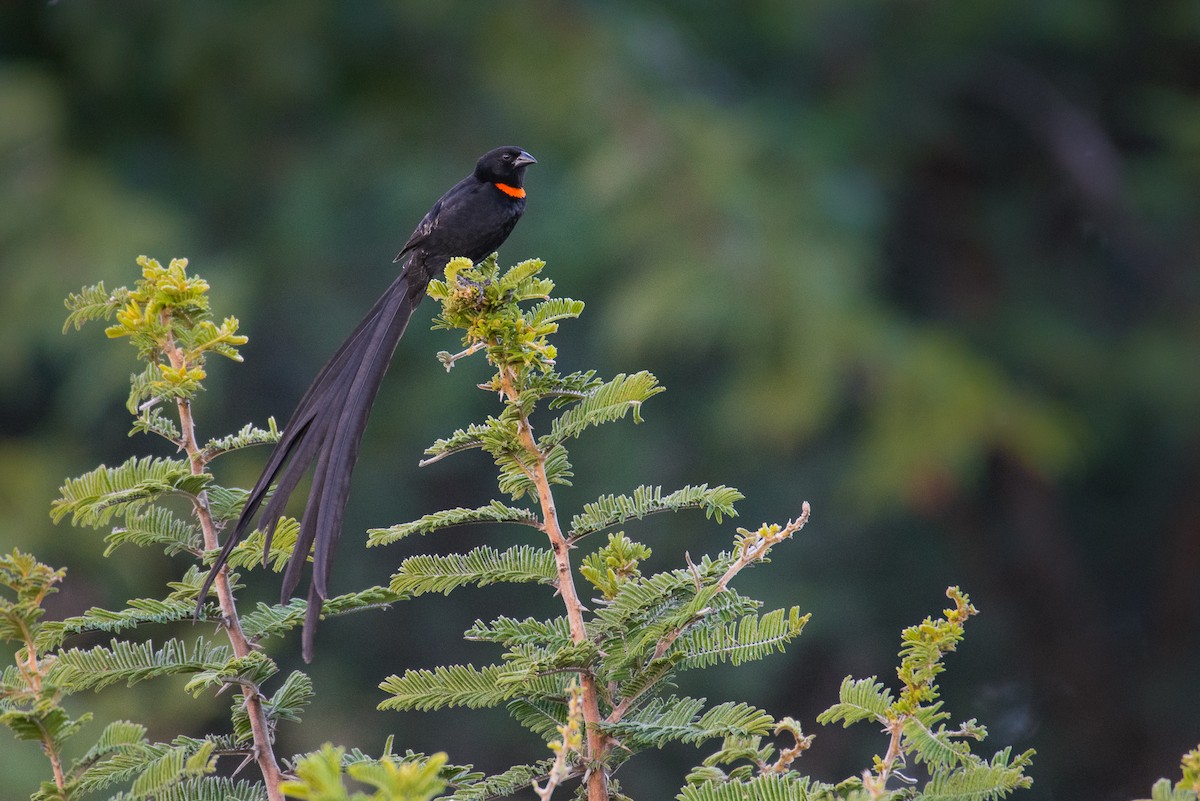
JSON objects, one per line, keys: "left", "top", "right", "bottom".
{"left": 503, "top": 153, "right": 513, "bottom": 160}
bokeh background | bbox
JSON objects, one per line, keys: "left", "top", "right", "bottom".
{"left": 2, "top": 2, "right": 1198, "bottom": 799}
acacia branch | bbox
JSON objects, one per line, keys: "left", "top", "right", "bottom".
{"left": 606, "top": 503, "right": 810, "bottom": 728}
{"left": 160, "top": 319, "right": 284, "bottom": 800}
{"left": 496, "top": 362, "right": 608, "bottom": 801}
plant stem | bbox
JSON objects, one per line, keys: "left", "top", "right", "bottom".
{"left": 865, "top": 716, "right": 906, "bottom": 799}
{"left": 498, "top": 364, "right": 608, "bottom": 801}
{"left": 161, "top": 328, "right": 284, "bottom": 800}
{"left": 24, "top": 634, "right": 67, "bottom": 791}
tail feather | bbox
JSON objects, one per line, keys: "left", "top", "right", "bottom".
{"left": 310, "top": 283, "right": 418, "bottom": 597}
{"left": 197, "top": 268, "right": 425, "bottom": 662}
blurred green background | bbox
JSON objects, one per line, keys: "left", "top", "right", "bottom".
{"left": 2, "top": 2, "right": 1198, "bottom": 799}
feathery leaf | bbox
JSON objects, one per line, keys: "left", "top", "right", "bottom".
{"left": 379, "top": 664, "right": 526, "bottom": 712}
{"left": 540, "top": 372, "right": 664, "bottom": 446}
{"left": 63, "top": 281, "right": 130, "bottom": 332}
{"left": 51, "top": 456, "right": 211, "bottom": 527}
{"left": 50, "top": 637, "right": 233, "bottom": 692}
{"left": 570, "top": 484, "right": 743, "bottom": 540}
{"left": 389, "top": 544, "right": 555, "bottom": 597}
{"left": 677, "top": 607, "right": 810, "bottom": 669}
{"left": 103, "top": 507, "right": 201, "bottom": 557}
{"left": 816, "top": 676, "right": 895, "bottom": 728}
{"left": 368, "top": 501, "right": 539, "bottom": 547}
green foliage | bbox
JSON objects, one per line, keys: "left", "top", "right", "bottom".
{"left": 677, "top": 606, "right": 810, "bottom": 669}
{"left": 540, "top": 371, "right": 664, "bottom": 445}
{"left": 17, "top": 258, "right": 1046, "bottom": 800}
{"left": 202, "top": 419, "right": 281, "bottom": 460}
{"left": 598, "top": 697, "right": 776, "bottom": 751}
{"left": 442, "top": 760, "right": 557, "bottom": 801}
{"left": 48, "top": 637, "right": 237, "bottom": 692}
{"left": 1136, "top": 744, "right": 1200, "bottom": 801}
{"left": 570, "top": 484, "right": 744, "bottom": 540}
{"left": 675, "top": 775, "right": 827, "bottom": 801}
{"left": 16, "top": 259, "right": 318, "bottom": 800}
{"left": 388, "top": 544, "right": 557, "bottom": 597}
{"left": 809, "top": 588, "right": 1034, "bottom": 800}
{"left": 238, "top": 585, "right": 402, "bottom": 641}
{"left": 0, "top": 549, "right": 256, "bottom": 801}
{"left": 580, "top": 532, "right": 652, "bottom": 599}
{"left": 64, "top": 256, "right": 247, "bottom": 414}
{"left": 817, "top": 677, "right": 894, "bottom": 728}
{"left": 231, "top": 670, "right": 314, "bottom": 743}
{"left": 218, "top": 516, "right": 304, "bottom": 573}
{"left": 378, "top": 663, "right": 562, "bottom": 713}
{"left": 0, "top": 549, "right": 65, "bottom": 642}
{"left": 367, "top": 502, "right": 540, "bottom": 547}
{"left": 375, "top": 258, "right": 832, "bottom": 797}
{"left": 50, "top": 455, "right": 212, "bottom": 528}
{"left": 36, "top": 590, "right": 199, "bottom": 651}
{"left": 63, "top": 281, "right": 131, "bottom": 332}
{"left": 103, "top": 506, "right": 202, "bottom": 558}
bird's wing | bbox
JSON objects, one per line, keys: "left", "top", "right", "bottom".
{"left": 394, "top": 175, "right": 478, "bottom": 262}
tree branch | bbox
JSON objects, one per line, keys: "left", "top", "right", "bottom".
{"left": 160, "top": 316, "right": 284, "bottom": 800}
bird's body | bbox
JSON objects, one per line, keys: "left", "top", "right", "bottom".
{"left": 201, "top": 147, "right": 536, "bottom": 660}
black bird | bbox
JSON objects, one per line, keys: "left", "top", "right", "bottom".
{"left": 200, "top": 146, "right": 537, "bottom": 660}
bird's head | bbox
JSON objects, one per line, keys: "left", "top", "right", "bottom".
{"left": 474, "top": 146, "right": 537, "bottom": 188}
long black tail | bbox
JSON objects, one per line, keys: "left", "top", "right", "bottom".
{"left": 199, "top": 267, "right": 426, "bottom": 661}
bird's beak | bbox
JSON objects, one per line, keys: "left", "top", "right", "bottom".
{"left": 514, "top": 150, "right": 537, "bottom": 168}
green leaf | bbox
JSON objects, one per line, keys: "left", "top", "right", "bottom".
{"left": 183, "top": 650, "right": 278, "bottom": 696}
{"left": 677, "top": 607, "right": 810, "bottom": 669}
{"left": 916, "top": 746, "right": 1035, "bottom": 800}
{"left": 464, "top": 615, "right": 572, "bottom": 648}
{"left": 115, "top": 776, "right": 267, "bottom": 801}
{"left": 231, "top": 670, "right": 313, "bottom": 742}
{"left": 37, "top": 592, "right": 198, "bottom": 651}
{"left": 367, "top": 501, "right": 539, "bottom": 547}
{"left": 129, "top": 406, "right": 183, "bottom": 444}
{"left": 816, "top": 676, "right": 894, "bottom": 728}
{"left": 570, "top": 484, "right": 743, "bottom": 540}
{"left": 591, "top": 553, "right": 738, "bottom": 648}
{"left": 51, "top": 456, "right": 211, "bottom": 527}
{"left": 496, "top": 442, "right": 572, "bottom": 499}
{"left": 495, "top": 257, "right": 550, "bottom": 297}
{"left": 279, "top": 744, "right": 348, "bottom": 800}
{"left": 103, "top": 507, "right": 201, "bottom": 557}
{"left": 524, "top": 297, "right": 585, "bottom": 328}
{"left": 421, "top": 422, "right": 492, "bottom": 465}
{"left": 444, "top": 760, "right": 555, "bottom": 801}
{"left": 379, "top": 664, "right": 525, "bottom": 712}
{"left": 507, "top": 697, "right": 569, "bottom": 740}
{"left": 63, "top": 281, "right": 130, "bottom": 332}
{"left": 49, "top": 637, "right": 233, "bottom": 692}
{"left": 267, "top": 669, "right": 315, "bottom": 726}
{"left": 202, "top": 419, "right": 280, "bottom": 460}
{"left": 217, "top": 517, "right": 303, "bottom": 573}
{"left": 239, "top": 585, "right": 401, "bottom": 641}
{"left": 520, "top": 369, "right": 603, "bottom": 409}
{"left": 676, "top": 774, "right": 824, "bottom": 801}
{"left": 1, "top": 706, "right": 91, "bottom": 747}
{"left": 129, "top": 739, "right": 217, "bottom": 798}
{"left": 389, "top": 544, "right": 556, "bottom": 597}
{"left": 904, "top": 717, "right": 973, "bottom": 769}
{"left": 348, "top": 752, "right": 448, "bottom": 801}
{"left": 540, "top": 371, "right": 664, "bottom": 446}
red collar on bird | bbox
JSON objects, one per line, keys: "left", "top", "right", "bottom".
{"left": 493, "top": 182, "right": 526, "bottom": 198}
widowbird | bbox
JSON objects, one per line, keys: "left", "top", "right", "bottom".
{"left": 200, "top": 146, "right": 537, "bottom": 660}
